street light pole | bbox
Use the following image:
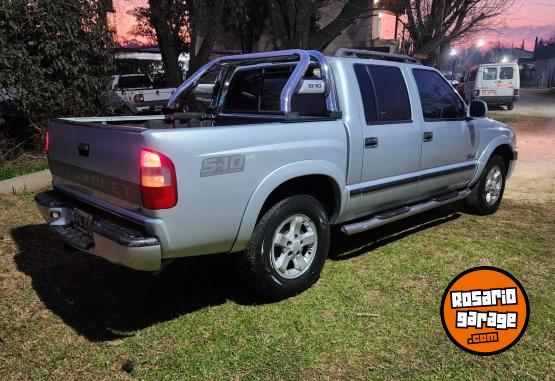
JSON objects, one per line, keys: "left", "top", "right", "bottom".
{"left": 449, "top": 48, "right": 457, "bottom": 80}
{"left": 451, "top": 56, "right": 458, "bottom": 78}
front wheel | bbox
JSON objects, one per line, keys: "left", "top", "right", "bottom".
{"left": 237, "top": 195, "right": 330, "bottom": 300}
{"left": 507, "top": 103, "right": 514, "bottom": 110}
{"left": 465, "top": 155, "right": 506, "bottom": 215}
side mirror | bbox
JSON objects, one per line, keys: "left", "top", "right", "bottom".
{"left": 468, "top": 100, "right": 487, "bottom": 118}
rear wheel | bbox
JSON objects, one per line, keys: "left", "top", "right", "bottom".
{"left": 465, "top": 155, "right": 506, "bottom": 215}
{"left": 507, "top": 103, "right": 514, "bottom": 110}
{"left": 237, "top": 195, "right": 330, "bottom": 300}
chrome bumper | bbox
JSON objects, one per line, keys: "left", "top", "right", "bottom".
{"left": 35, "top": 191, "right": 161, "bottom": 271}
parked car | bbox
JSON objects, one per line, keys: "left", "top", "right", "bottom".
{"left": 36, "top": 49, "right": 517, "bottom": 299}
{"left": 443, "top": 73, "right": 459, "bottom": 87}
{"left": 100, "top": 74, "right": 175, "bottom": 114}
{"left": 461, "top": 63, "right": 520, "bottom": 110}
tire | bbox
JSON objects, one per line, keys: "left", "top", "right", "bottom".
{"left": 465, "top": 155, "right": 506, "bottom": 215}
{"left": 237, "top": 195, "right": 330, "bottom": 300}
{"left": 507, "top": 103, "right": 514, "bottom": 110}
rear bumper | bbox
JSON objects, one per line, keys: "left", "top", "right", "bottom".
{"left": 35, "top": 191, "right": 161, "bottom": 271}
{"left": 474, "top": 95, "right": 519, "bottom": 104}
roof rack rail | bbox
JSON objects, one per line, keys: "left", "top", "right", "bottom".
{"left": 335, "top": 48, "right": 421, "bottom": 64}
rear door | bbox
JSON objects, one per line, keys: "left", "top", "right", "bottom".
{"left": 411, "top": 69, "right": 476, "bottom": 196}
{"left": 497, "top": 65, "right": 517, "bottom": 97}
{"left": 352, "top": 63, "right": 421, "bottom": 212}
{"left": 481, "top": 66, "right": 498, "bottom": 98}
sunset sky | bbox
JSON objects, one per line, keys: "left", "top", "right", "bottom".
{"left": 111, "top": 0, "right": 555, "bottom": 51}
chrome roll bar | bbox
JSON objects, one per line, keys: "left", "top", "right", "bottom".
{"left": 166, "top": 49, "right": 339, "bottom": 114}
{"left": 307, "top": 50, "right": 338, "bottom": 112}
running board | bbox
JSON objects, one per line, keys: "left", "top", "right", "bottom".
{"left": 341, "top": 189, "right": 471, "bottom": 235}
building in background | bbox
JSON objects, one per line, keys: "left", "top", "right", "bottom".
{"left": 321, "top": 0, "right": 405, "bottom": 55}
{"left": 210, "top": 0, "right": 406, "bottom": 56}
{"left": 519, "top": 39, "right": 555, "bottom": 88}
{"left": 484, "top": 47, "right": 533, "bottom": 63}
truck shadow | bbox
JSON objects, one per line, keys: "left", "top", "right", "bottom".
{"left": 11, "top": 202, "right": 462, "bottom": 342}
{"left": 329, "top": 202, "right": 462, "bottom": 260}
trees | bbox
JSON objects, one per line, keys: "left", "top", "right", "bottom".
{"left": 131, "top": 0, "right": 374, "bottom": 78}
{"left": 130, "top": 1, "right": 189, "bottom": 86}
{"left": 0, "top": 0, "right": 114, "bottom": 135}
{"left": 266, "top": 0, "right": 373, "bottom": 50}
{"left": 403, "top": 0, "right": 514, "bottom": 65}
{"left": 130, "top": 0, "right": 227, "bottom": 83}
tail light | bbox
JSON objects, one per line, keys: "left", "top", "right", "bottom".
{"left": 133, "top": 93, "right": 144, "bottom": 103}
{"left": 514, "top": 89, "right": 519, "bottom": 95}
{"left": 140, "top": 149, "right": 177, "bottom": 209}
{"left": 45, "top": 131, "right": 49, "bottom": 152}
{"left": 474, "top": 89, "right": 480, "bottom": 96}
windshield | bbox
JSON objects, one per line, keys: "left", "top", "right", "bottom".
{"left": 118, "top": 75, "right": 152, "bottom": 89}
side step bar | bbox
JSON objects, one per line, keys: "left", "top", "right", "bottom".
{"left": 341, "top": 189, "right": 471, "bottom": 235}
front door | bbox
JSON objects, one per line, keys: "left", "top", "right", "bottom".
{"left": 411, "top": 69, "right": 477, "bottom": 196}
{"left": 352, "top": 63, "right": 422, "bottom": 213}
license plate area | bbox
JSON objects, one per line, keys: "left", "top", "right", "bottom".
{"left": 72, "top": 208, "right": 94, "bottom": 237}
{"left": 483, "top": 89, "right": 496, "bottom": 96}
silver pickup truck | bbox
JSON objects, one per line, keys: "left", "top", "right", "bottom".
{"left": 36, "top": 49, "right": 517, "bottom": 299}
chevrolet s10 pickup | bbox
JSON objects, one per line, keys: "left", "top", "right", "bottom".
{"left": 36, "top": 49, "right": 517, "bottom": 299}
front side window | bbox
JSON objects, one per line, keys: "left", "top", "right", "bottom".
{"left": 469, "top": 68, "right": 478, "bottom": 82}
{"left": 354, "top": 64, "right": 411, "bottom": 124}
{"left": 500, "top": 67, "right": 514, "bottom": 80}
{"left": 483, "top": 67, "right": 498, "bottom": 80}
{"left": 412, "top": 69, "right": 466, "bottom": 121}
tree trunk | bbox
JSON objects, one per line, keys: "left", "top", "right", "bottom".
{"left": 267, "top": 0, "right": 315, "bottom": 49}
{"left": 188, "top": 34, "right": 215, "bottom": 75}
{"left": 148, "top": 0, "right": 182, "bottom": 86}
{"left": 186, "top": 0, "right": 224, "bottom": 76}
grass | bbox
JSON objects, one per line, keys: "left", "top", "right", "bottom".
{"left": 1, "top": 115, "right": 554, "bottom": 380}
{"left": 0, "top": 156, "right": 48, "bottom": 181}
{"left": 0, "top": 191, "right": 553, "bottom": 380}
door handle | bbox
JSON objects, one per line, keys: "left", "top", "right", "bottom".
{"left": 423, "top": 132, "right": 433, "bottom": 142}
{"left": 365, "top": 137, "right": 378, "bottom": 149}
{"left": 78, "top": 143, "right": 89, "bottom": 157}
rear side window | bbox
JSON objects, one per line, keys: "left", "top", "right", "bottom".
{"left": 500, "top": 67, "right": 514, "bottom": 80}
{"left": 412, "top": 69, "right": 466, "bottom": 121}
{"left": 223, "top": 66, "right": 326, "bottom": 115}
{"left": 354, "top": 64, "right": 411, "bottom": 123}
{"left": 483, "top": 67, "right": 497, "bottom": 80}
{"left": 224, "top": 70, "right": 263, "bottom": 111}
{"left": 118, "top": 75, "right": 152, "bottom": 89}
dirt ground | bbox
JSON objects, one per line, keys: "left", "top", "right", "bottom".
{"left": 510, "top": 88, "right": 555, "bottom": 118}
{"left": 485, "top": 86, "right": 555, "bottom": 202}
{"left": 488, "top": 111, "right": 555, "bottom": 203}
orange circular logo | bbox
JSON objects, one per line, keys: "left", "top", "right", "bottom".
{"left": 441, "top": 267, "right": 529, "bottom": 355}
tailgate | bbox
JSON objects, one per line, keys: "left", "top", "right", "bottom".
{"left": 47, "top": 119, "right": 145, "bottom": 207}
{"left": 152, "top": 88, "right": 175, "bottom": 100}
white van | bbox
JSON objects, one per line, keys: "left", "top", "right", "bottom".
{"left": 462, "top": 63, "right": 520, "bottom": 110}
